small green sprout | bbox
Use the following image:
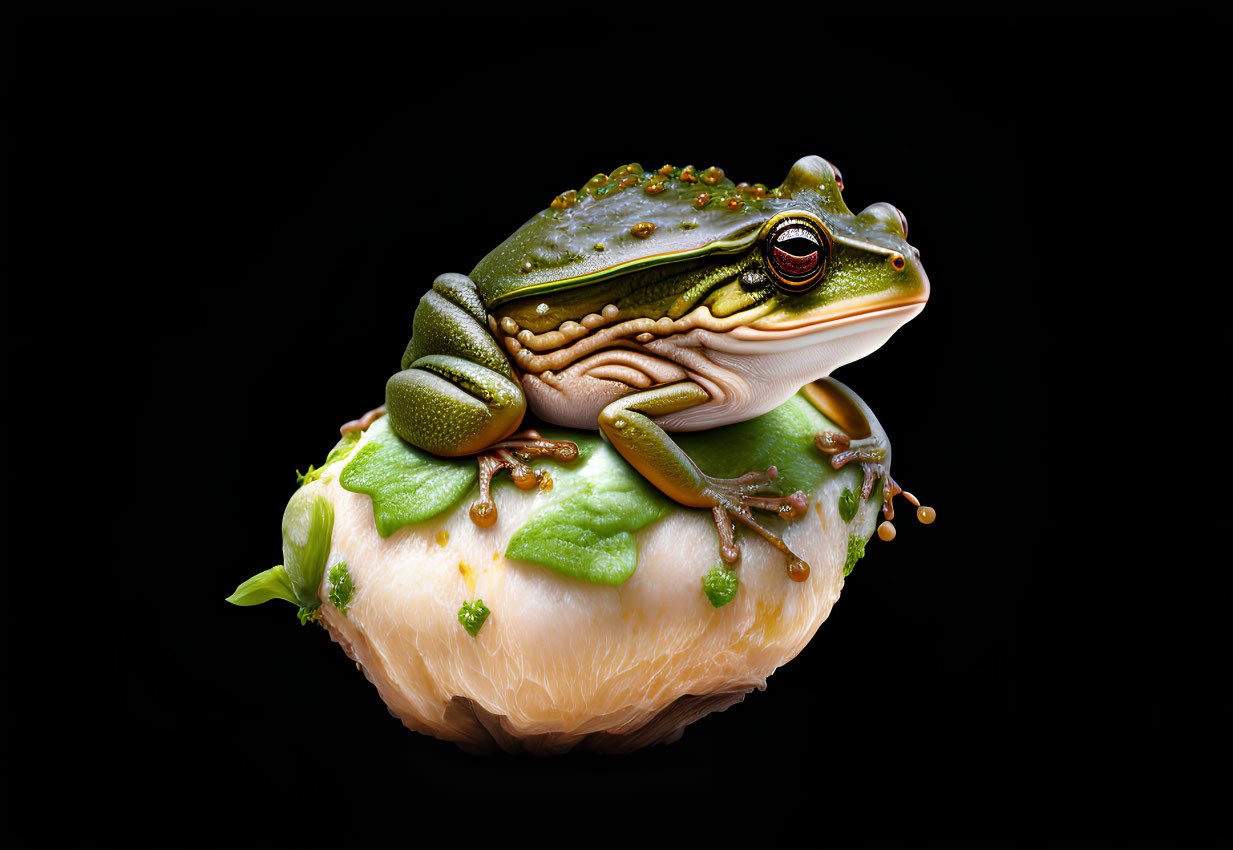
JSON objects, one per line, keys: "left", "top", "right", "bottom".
{"left": 328, "top": 563, "right": 355, "bottom": 616}
{"left": 844, "top": 533, "right": 866, "bottom": 577}
{"left": 457, "top": 599, "right": 491, "bottom": 637}
{"left": 702, "top": 564, "right": 739, "bottom": 608}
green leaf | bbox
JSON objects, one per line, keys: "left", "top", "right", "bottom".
{"left": 226, "top": 565, "right": 298, "bottom": 606}
{"left": 675, "top": 393, "right": 838, "bottom": 499}
{"left": 506, "top": 435, "right": 672, "bottom": 585}
{"left": 458, "top": 599, "right": 491, "bottom": 637}
{"left": 339, "top": 416, "right": 477, "bottom": 537}
{"left": 844, "top": 533, "right": 866, "bottom": 577}
{"left": 328, "top": 562, "right": 354, "bottom": 616}
{"left": 297, "top": 430, "right": 363, "bottom": 488}
{"left": 322, "top": 430, "right": 362, "bottom": 468}
{"left": 702, "top": 565, "right": 739, "bottom": 608}
{"left": 281, "top": 487, "right": 335, "bottom": 608}
{"left": 838, "top": 488, "right": 860, "bottom": 523}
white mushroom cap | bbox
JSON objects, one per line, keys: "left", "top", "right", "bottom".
{"left": 309, "top": 429, "right": 880, "bottom": 755}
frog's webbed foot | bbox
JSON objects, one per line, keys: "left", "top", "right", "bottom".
{"left": 814, "top": 430, "right": 919, "bottom": 521}
{"left": 468, "top": 430, "right": 579, "bottom": 528}
{"left": 340, "top": 404, "right": 387, "bottom": 435}
{"left": 702, "top": 467, "right": 812, "bottom": 582}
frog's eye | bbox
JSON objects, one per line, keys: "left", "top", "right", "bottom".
{"left": 860, "top": 202, "right": 908, "bottom": 239}
{"left": 764, "top": 217, "right": 830, "bottom": 293}
{"left": 827, "top": 161, "right": 844, "bottom": 191}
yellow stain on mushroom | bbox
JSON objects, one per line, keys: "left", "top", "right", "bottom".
{"left": 459, "top": 560, "right": 477, "bottom": 596}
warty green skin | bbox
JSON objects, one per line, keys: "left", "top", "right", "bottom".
{"left": 383, "top": 155, "right": 928, "bottom": 573}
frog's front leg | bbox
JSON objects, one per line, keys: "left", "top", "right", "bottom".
{"left": 598, "top": 382, "right": 812, "bottom": 581}
{"left": 383, "top": 274, "right": 577, "bottom": 527}
{"left": 802, "top": 378, "right": 920, "bottom": 521}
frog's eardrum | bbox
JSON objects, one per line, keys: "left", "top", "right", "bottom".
{"left": 311, "top": 435, "right": 877, "bottom": 755}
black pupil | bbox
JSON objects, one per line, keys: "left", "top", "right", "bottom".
{"left": 778, "top": 237, "right": 817, "bottom": 259}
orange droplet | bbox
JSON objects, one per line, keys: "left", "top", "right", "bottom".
{"left": 694, "top": 192, "right": 711, "bottom": 208}
{"left": 700, "top": 166, "right": 724, "bottom": 185}
{"left": 631, "top": 221, "right": 657, "bottom": 238}
{"left": 645, "top": 181, "right": 666, "bottom": 195}
{"left": 877, "top": 521, "right": 896, "bottom": 541}
{"left": 435, "top": 530, "right": 449, "bottom": 547}
{"left": 917, "top": 505, "right": 936, "bottom": 525}
{"left": 680, "top": 165, "right": 697, "bottom": 183}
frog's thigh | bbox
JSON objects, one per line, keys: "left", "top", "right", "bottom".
{"left": 597, "top": 382, "right": 714, "bottom": 507}
{"left": 800, "top": 377, "right": 875, "bottom": 438}
{"left": 386, "top": 355, "right": 525, "bottom": 456}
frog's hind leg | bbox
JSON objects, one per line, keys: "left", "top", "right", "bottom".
{"left": 598, "top": 382, "right": 812, "bottom": 581}
{"left": 379, "top": 272, "right": 580, "bottom": 527}
{"left": 801, "top": 378, "right": 920, "bottom": 521}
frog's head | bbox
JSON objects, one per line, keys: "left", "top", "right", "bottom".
{"left": 725, "top": 155, "right": 929, "bottom": 372}
{"left": 474, "top": 156, "right": 927, "bottom": 378}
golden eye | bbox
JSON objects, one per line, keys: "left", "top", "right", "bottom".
{"left": 764, "top": 216, "right": 831, "bottom": 293}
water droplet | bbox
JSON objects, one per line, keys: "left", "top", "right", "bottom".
{"left": 535, "top": 302, "right": 550, "bottom": 315}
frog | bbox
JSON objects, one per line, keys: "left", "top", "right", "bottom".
{"left": 346, "top": 156, "right": 929, "bottom": 582}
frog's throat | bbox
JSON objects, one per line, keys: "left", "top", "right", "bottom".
{"left": 647, "top": 302, "right": 924, "bottom": 431}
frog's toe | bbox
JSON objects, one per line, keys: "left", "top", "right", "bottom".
{"left": 703, "top": 470, "right": 811, "bottom": 581}
{"left": 340, "top": 404, "right": 388, "bottom": 435}
{"left": 467, "top": 431, "right": 579, "bottom": 528}
{"left": 816, "top": 430, "right": 922, "bottom": 522}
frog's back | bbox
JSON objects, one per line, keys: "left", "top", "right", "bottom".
{"left": 472, "top": 162, "right": 837, "bottom": 309}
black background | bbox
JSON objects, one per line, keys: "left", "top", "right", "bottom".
{"left": 7, "top": 14, "right": 1227, "bottom": 848}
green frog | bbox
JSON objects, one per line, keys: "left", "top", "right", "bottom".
{"left": 349, "top": 156, "right": 929, "bottom": 581}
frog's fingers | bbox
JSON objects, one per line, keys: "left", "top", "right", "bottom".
{"left": 386, "top": 355, "right": 525, "bottom": 457}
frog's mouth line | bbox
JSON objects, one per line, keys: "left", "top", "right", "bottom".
{"left": 719, "top": 301, "right": 926, "bottom": 353}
